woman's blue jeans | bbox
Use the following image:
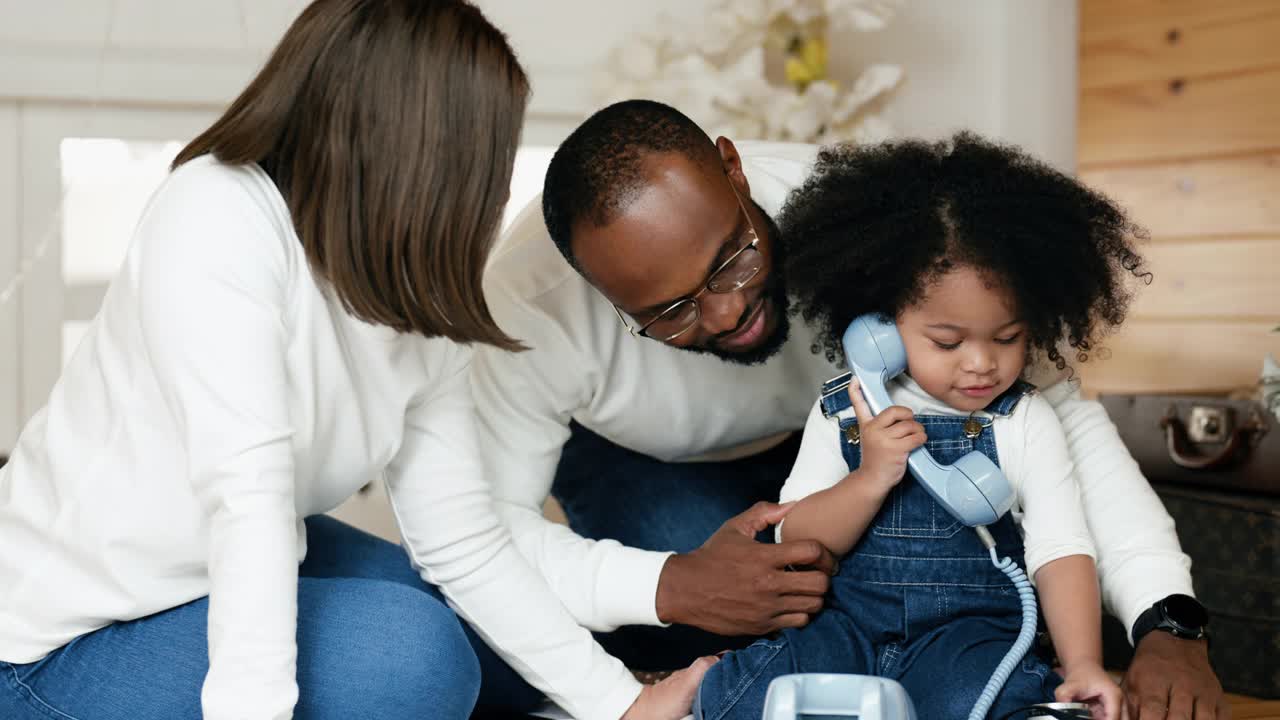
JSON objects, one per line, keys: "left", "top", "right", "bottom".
{"left": 0, "top": 515, "right": 544, "bottom": 719}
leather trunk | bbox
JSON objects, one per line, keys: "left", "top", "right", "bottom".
{"left": 1099, "top": 394, "right": 1279, "bottom": 496}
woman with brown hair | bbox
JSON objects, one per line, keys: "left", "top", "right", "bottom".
{"left": 0, "top": 1, "right": 706, "bottom": 718}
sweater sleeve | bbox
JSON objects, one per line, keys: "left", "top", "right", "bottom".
{"left": 386, "top": 343, "right": 642, "bottom": 720}
{"left": 775, "top": 398, "right": 851, "bottom": 542}
{"left": 135, "top": 164, "right": 300, "bottom": 719}
{"left": 470, "top": 292, "right": 672, "bottom": 632}
{"left": 1009, "top": 394, "right": 1097, "bottom": 579}
{"left": 1040, "top": 382, "right": 1194, "bottom": 639}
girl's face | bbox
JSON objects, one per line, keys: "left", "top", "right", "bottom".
{"left": 897, "top": 265, "right": 1028, "bottom": 412}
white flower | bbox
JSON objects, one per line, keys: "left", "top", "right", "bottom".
{"left": 846, "top": 113, "right": 895, "bottom": 144}
{"left": 597, "top": 0, "right": 902, "bottom": 145}
{"left": 772, "top": 0, "right": 826, "bottom": 26}
{"left": 1262, "top": 354, "right": 1280, "bottom": 423}
{"left": 614, "top": 38, "right": 661, "bottom": 81}
{"left": 779, "top": 81, "right": 836, "bottom": 140}
{"left": 825, "top": 0, "right": 898, "bottom": 32}
{"left": 832, "top": 63, "right": 904, "bottom": 121}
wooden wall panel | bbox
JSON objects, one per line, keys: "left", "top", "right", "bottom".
{"left": 1079, "top": 67, "right": 1280, "bottom": 167}
{"left": 1080, "top": 0, "right": 1280, "bottom": 90}
{"left": 1130, "top": 238, "right": 1280, "bottom": 320}
{"left": 1080, "top": 153, "right": 1280, "bottom": 238}
{"left": 1080, "top": 320, "right": 1277, "bottom": 395}
{"left": 1079, "top": 0, "right": 1280, "bottom": 398}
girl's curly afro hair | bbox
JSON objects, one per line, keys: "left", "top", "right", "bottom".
{"left": 781, "top": 132, "right": 1150, "bottom": 373}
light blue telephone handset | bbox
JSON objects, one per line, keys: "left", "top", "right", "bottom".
{"left": 761, "top": 314, "right": 1040, "bottom": 720}
{"left": 841, "top": 313, "right": 1015, "bottom": 526}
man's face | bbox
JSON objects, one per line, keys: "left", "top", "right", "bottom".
{"left": 571, "top": 141, "right": 790, "bottom": 365}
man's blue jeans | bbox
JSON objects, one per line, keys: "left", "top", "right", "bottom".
{"left": 0, "top": 516, "right": 543, "bottom": 719}
{"left": 552, "top": 421, "right": 801, "bottom": 670}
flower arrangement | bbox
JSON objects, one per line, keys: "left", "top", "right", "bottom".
{"left": 600, "top": 0, "right": 904, "bottom": 144}
{"left": 1262, "top": 353, "right": 1280, "bottom": 423}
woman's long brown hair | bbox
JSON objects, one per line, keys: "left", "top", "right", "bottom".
{"left": 175, "top": 0, "right": 528, "bottom": 349}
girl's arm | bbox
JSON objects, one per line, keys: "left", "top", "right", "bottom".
{"left": 783, "top": 471, "right": 896, "bottom": 557}
{"left": 1036, "top": 555, "right": 1104, "bottom": 672}
{"left": 781, "top": 380, "right": 925, "bottom": 556}
{"left": 1014, "top": 394, "right": 1120, "bottom": 718}
{"left": 1037, "top": 556, "right": 1123, "bottom": 719}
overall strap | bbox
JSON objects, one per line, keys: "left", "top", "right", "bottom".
{"left": 984, "top": 379, "right": 1037, "bottom": 416}
{"left": 819, "top": 371, "right": 854, "bottom": 418}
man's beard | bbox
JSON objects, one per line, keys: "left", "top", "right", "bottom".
{"left": 683, "top": 204, "right": 792, "bottom": 366}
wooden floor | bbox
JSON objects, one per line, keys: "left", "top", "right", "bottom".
{"left": 633, "top": 671, "right": 1280, "bottom": 717}
{"left": 1229, "top": 692, "right": 1280, "bottom": 719}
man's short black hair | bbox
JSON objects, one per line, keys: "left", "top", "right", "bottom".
{"left": 542, "top": 99, "right": 718, "bottom": 270}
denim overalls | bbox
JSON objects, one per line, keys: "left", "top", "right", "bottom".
{"left": 694, "top": 374, "right": 1060, "bottom": 720}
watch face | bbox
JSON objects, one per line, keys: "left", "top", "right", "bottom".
{"left": 1163, "top": 594, "right": 1209, "bottom": 629}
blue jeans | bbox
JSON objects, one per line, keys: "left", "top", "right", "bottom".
{"left": 0, "top": 516, "right": 543, "bottom": 719}
{"left": 694, "top": 379, "right": 1060, "bottom": 720}
{"left": 552, "top": 421, "right": 801, "bottom": 670}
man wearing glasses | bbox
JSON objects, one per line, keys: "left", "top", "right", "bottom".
{"left": 472, "top": 100, "right": 1225, "bottom": 718}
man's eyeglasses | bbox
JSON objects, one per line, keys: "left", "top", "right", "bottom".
{"left": 612, "top": 181, "right": 764, "bottom": 343}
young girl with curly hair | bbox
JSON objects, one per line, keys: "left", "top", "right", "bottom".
{"left": 694, "top": 132, "right": 1150, "bottom": 720}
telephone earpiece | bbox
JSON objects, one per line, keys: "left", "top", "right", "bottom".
{"left": 842, "top": 314, "right": 1014, "bottom": 526}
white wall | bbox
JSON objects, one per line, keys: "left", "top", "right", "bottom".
{"left": 483, "top": 0, "right": 1079, "bottom": 161}
{"left": 0, "top": 103, "right": 17, "bottom": 451}
{"left": 0, "top": 0, "right": 1078, "bottom": 150}
{"left": 0, "top": 0, "right": 698, "bottom": 144}
{"left": 831, "top": 0, "right": 1078, "bottom": 172}
{"left": 0, "top": 0, "right": 1078, "bottom": 503}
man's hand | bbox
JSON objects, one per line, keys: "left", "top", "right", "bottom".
{"left": 621, "top": 655, "right": 718, "bottom": 720}
{"left": 1122, "top": 633, "right": 1229, "bottom": 719}
{"left": 655, "top": 501, "right": 835, "bottom": 636}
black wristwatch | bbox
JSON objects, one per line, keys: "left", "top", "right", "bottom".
{"left": 1131, "top": 593, "right": 1209, "bottom": 644}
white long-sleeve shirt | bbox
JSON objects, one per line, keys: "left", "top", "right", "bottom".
{"left": 780, "top": 377, "right": 1097, "bottom": 579}
{"left": 473, "top": 141, "right": 1193, "bottom": 664}
{"left": 0, "top": 157, "right": 640, "bottom": 720}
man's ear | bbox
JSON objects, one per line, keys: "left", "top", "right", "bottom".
{"left": 716, "top": 136, "right": 750, "bottom": 196}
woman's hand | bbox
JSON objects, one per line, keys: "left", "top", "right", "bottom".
{"left": 621, "top": 655, "right": 719, "bottom": 720}
{"left": 847, "top": 378, "right": 926, "bottom": 488}
{"left": 1056, "top": 662, "right": 1124, "bottom": 720}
